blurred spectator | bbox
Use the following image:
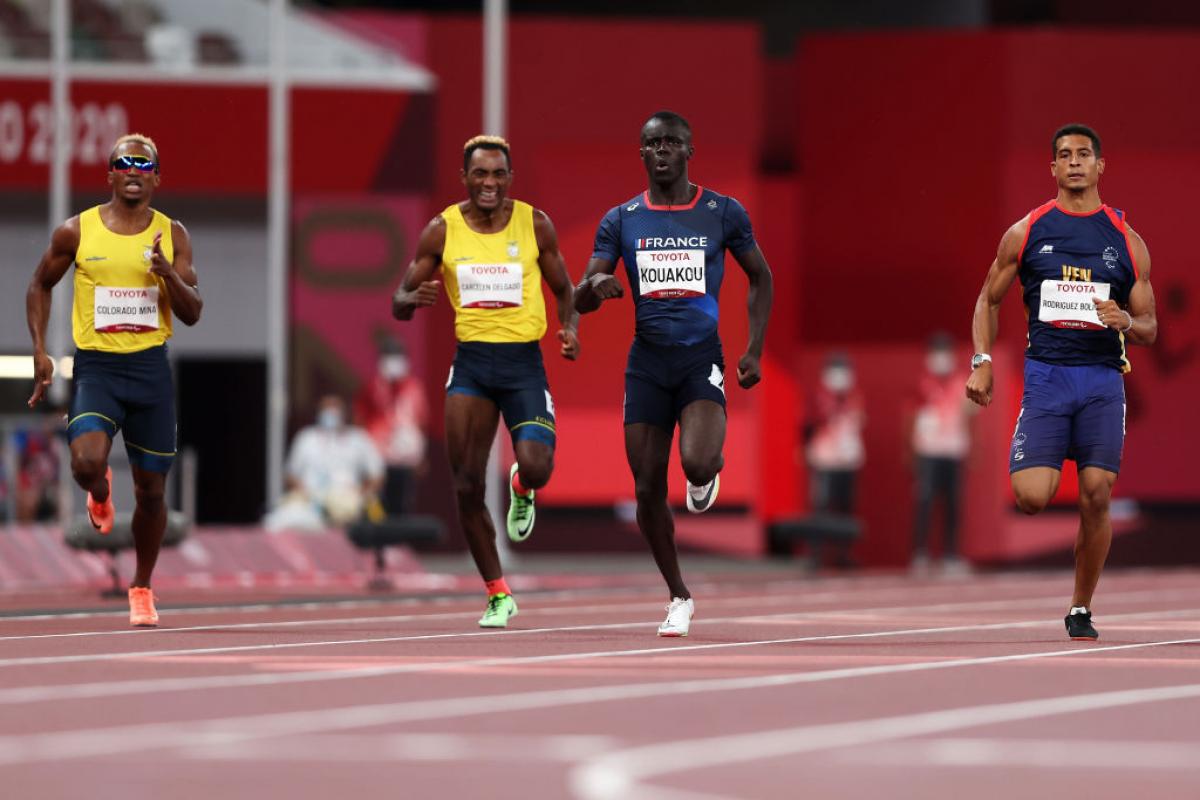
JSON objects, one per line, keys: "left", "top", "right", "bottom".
{"left": 804, "top": 351, "right": 865, "bottom": 521}
{"left": 9, "top": 424, "right": 62, "bottom": 523}
{"left": 354, "top": 337, "right": 428, "bottom": 515}
{"left": 910, "top": 333, "right": 975, "bottom": 574}
{"left": 263, "top": 395, "right": 384, "bottom": 532}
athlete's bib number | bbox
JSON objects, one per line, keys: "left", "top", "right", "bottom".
{"left": 635, "top": 250, "right": 705, "bottom": 298}
{"left": 93, "top": 286, "right": 159, "bottom": 333}
{"left": 1038, "top": 280, "right": 1110, "bottom": 330}
{"left": 456, "top": 262, "right": 523, "bottom": 308}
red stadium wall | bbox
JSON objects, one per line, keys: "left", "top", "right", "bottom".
{"left": 796, "top": 30, "right": 1200, "bottom": 564}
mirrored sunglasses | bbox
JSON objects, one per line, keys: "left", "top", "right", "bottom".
{"left": 110, "top": 155, "right": 158, "bottom": 173}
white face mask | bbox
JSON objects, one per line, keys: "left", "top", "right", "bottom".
{"left": 318, "top": 408, "right": 343, "bottom": 430}
{"left": 926, "top": 350, "right": 956, "bottom": 376}
{"left": 822, "top": 366, "right": 854, "bottom": 393}
{"left": 380, "top": 355, "right": 409, "bottom": 381}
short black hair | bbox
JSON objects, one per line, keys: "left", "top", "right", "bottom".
{"left": 1052, "top": 123, "right": 1101, "bottom": 157}
{"left": 462, "top": 135, "right": 511, "bottom": 172}
{"left": 643, "top": 110, "right": 691, "bottom": 138}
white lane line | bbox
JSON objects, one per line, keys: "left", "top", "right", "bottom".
{"left": 0, "top": 567, "right": 1093, "bottom": 638}
{"left": 834, "top": 736, "right": 1200, "bottom": 770}
{"left": 0, "top": 568, "right": 1161, "bottom": 624}
{"left": 1, "top": 605, "right": 1197, "bottom": 705}
{"left": 183, "top": 732, "right": 620, "bottom": 764}
{"left": 569, "top": 683, "right": 1200, "bottom": 800}
{"left": 0, "top": 607, "right": 1196, "bottom": 708}
{"left": 0, "top": 583, "right": 948, "bottom": 642}
{"left": 0, "top": 585, "right": 1191, "bottom": 664}
{"left": 1, "top": 633, "right": 1198, "bottom": 766}
{"left": 0, "top": 576, "right": 864, "bottom": 624}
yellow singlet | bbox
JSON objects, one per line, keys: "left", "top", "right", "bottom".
{"left": 72, "top": 206, "right": 174, "bottom": 353}
{"left": 440, "top": 200, "right": 546, "bottom": 343}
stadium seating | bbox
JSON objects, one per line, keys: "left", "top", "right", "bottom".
{"left": 766, "top": 513, "right": 862, "bottom": 570}
{"left": 64, "top": 510, "right": 190, "bottom": 596}
{"left": 345, "top": 515, "right": 444, "bottom": 592}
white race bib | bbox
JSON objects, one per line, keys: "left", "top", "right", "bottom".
{"left": 635, "top": 250, "right": 705, "bottom": 298}
{"left": 1038, "top": 280, "right": 1110, "bottom": 330}
{"left": 456, "top": 263, "right": 523, "bottom": 308}
{"left": 94, "top": 286, "right": 160, "bottom": 333}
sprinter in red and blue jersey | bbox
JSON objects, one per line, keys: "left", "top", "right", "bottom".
{"left": 575, "top": 111, "right": 774, "bottom": 637}
{"left": 967, "top": 124, "right": 1158, "bottom": 642}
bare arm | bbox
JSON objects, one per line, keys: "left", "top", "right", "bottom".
{"left": 392, "top": 216, "right": 445, "bottom": 321}
{"left": 533, "top": 209, "right": 579, "bottom": 360}
{"left": 150, "top": 220, "right": 202, "bottom": 326}
{"left": 966, "top": 217, "right": 1028, "bottom": 407}
{"left": 573, "top": 256, "right": 622, "bottom": 314}
{"left": 26, "top": 218, "right": 80, "bottom": 407}
{"left": 730, "top": 244, "right": 774, "bottom": 389}
{"left": 1093, "top": 225, "right": 1157, "bottom": 346}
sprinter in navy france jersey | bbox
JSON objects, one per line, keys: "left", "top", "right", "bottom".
{"left": 591, "top": 187, "right": 755, "bottom": 347}
{"left": 576, "top": 111, "right": 773, "bottom": 638}
{"left": 967, "top": 124, "right": 1158, "bottom": 642}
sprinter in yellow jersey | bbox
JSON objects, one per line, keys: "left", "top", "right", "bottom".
{"left": 26, "top": 134, "right": 202, "bottom": 628}
{"left": 392, "top": 136, "right": 577, "bottom": 628}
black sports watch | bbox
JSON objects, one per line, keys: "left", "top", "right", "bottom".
{"left": 971, "top": 353, "right": 992, "bottom": 370}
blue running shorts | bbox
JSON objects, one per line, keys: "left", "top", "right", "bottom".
{"left": 624, "top": 333, "right": 727, "bottom": 431}
{"left": 1009, "top": 358, "right": 1125, "bottom": 475}
{"left": 68, "top": 345, "right": 177, "bottom": 473}
{"left": 446, "top": 341, "right": 556, "bottom": 448}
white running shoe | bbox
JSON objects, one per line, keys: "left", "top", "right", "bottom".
{"left": 686, "top": 474, "right": 720, "bottom": 514}
{"left": 657, "top": 597, "right": 694, "bottom": 637}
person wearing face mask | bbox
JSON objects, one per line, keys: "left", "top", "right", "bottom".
{"left": 354, "top": 337, "right": 428, "bottom": 515}
{"left": 910, "top": 333, "right": 974, "bottom": 575}
{"left": 804, "top": 353, "right": 866, "bottom": 536}
{"left": 264, "top": 395, "right": 385, "bottom": 532}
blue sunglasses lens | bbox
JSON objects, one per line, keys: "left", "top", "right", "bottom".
{"left": 111, "top": 156, "right": 156, "bottom": 172}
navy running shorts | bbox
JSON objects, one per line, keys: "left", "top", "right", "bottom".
{"left": 68, "top": 345, "right": 177, "bottom": 473}
{"left": 1009, "top": 358, "right": 1126, "bottom": 475}
{"left": 624, "top": 333, "right": 726, "bottom": 431}
{"left": 446, "top": 341, "right": 556, "bottom": 448}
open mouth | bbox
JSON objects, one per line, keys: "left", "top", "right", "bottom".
{"left": 478, "top": 189, "right": 497, "bottom": 203}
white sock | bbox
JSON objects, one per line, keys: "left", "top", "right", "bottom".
{"left": 688, "top": 480, "right": 710, "bottom": 497}
{"left": 1069, "top": 605, "right": 1089, "bottom": 615}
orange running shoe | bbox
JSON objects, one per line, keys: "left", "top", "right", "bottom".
{"left": 128, "top": 587, "right": 159, "bottom": 628}
{"left": 87, "top": 467, "right": 115, "bottom": 534}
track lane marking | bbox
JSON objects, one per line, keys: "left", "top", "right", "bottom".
{"left": 1, "top": 632, "right": 1199, "bottom": 765}
{"left": 1, "top": 586, "right": 1194, "bottom": 666}
{"left": 0, "top": 607, "right": 1196, "bottom": 706}
{"left": 569, "top": 683, "right": 1200, "bottom": 799}
{"left": 0, "top": 570, "right": 1109, "bottom": 640}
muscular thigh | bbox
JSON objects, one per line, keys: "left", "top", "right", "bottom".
{"left": 678, "top": 399, "right": 725, "bottom": 466}
{"left": 624, "top": 422, "right": 673, "bottom": 486}
{"left": 445, "top": 393, "right": 499, "bottom": 474}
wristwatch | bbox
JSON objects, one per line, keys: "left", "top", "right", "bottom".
{"left": 971, "top": 353, "right": 992, "bottom": 370}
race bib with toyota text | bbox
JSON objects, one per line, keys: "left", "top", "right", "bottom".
{"left": 1038, "top": 280, "right": 1111, "bottom": 330}
{"left": 456, "top": 263, "right": 523, "bottom": 308}
{"left": 93, "top": 286, "right": 160, "bottom": 333}
{"left": 634, "top": 250, "right": 705, "bottom": 298}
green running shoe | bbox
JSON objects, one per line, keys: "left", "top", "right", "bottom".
{"left": 506, "top": 462, "right": 536, "bottom": 542}
{"left": 479, "top": 593, "right": 518, "bottom": 628}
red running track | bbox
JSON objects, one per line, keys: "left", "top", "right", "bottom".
{"left": 2, "top": 568, "right": 1200, "bottom": 799}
